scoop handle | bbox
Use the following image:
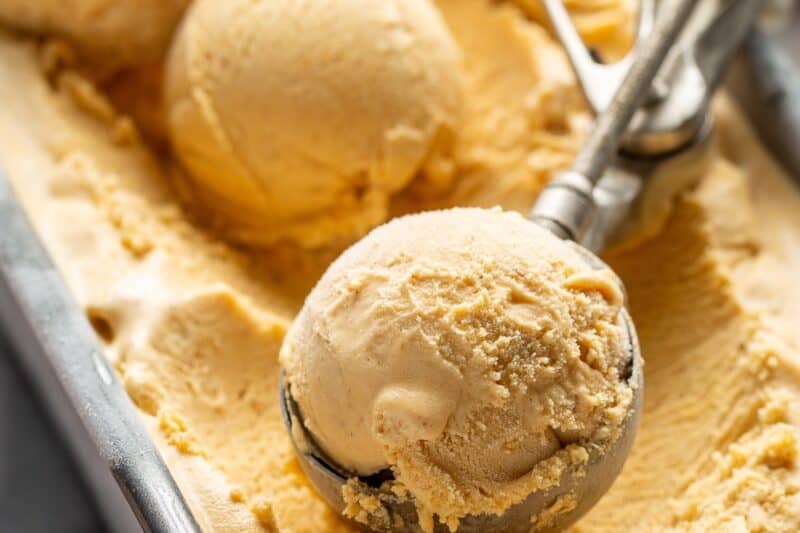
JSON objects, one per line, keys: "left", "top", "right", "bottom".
{"left": 531, "top": 0, "right": 698, "bottom": 241}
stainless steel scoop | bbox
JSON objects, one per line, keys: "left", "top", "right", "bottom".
{"left": 537, "top": 0, "right": 767, "bottom": 252}
{"left": 280, "top": 296, "right": 642, "bottom": 533}
{"left": 279, "top": 0, "right": 764, "bottom": 530}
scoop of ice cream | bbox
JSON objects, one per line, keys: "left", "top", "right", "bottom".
{"left": 280, "top": 207, "right": 633, "bottom": 523}
{"left": 0, "top": 0, "right": 189, "bottom": 66}
{"left": 165, "top": 0, "right": 463, "bottom": 247}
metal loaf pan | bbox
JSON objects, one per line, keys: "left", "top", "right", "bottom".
{"left": 0, "top": 21, "right": 798, "bottom": 533}
{"left": 0, "top": 175, "right": 200, "bottom": 533}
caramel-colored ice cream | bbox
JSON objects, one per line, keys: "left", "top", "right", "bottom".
{"left": 0, "top": 0, "right": 798, "bottom": 532}
{"left": 166, "top": 0, "right": 463, "bottom": 247}
{"left": 281, "top": 207, "right": 632, "bottom": 528}
{"left": 0, "top": 0, "right": 189, "bottom": 66}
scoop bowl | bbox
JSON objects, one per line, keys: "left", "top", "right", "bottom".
{"left": 279, "top": 246, "right": 643, "bottom": 533}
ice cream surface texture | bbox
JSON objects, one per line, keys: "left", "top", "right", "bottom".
{"left": 281, "top": 207, "right": 633, "bottom": 526}
{"left": 0, "top": 0, "right": 189, "bottom": 66}
{"left": 165, "top": 0, "right": 463, "bottom": 247}
{"left": 0, "top": 0, "right": 800, "bottom": 531}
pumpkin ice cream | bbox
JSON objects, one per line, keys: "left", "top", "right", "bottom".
{"left": 0, "top": 0, "right": 189, "bottom": 66}
{"left": 165, "top": 0, "right": 463, "bottom": 247}
{"left": 281, "top": 207, "right": 633, "bottom": 529}
{"left": 0, "top": 0, "right": 798, "bottom": 531}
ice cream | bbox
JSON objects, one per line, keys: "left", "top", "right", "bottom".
{"left": 0, "top": 0, "right": 799, "bottom": 531}
{"left": 165, "top": 0, "right": 463, "bottom": 247}
{"left": 0, "top": 0, "right": 189, "bottom": 66}
{"left": 281, "top": 207, "right": 633, "bottom": 527}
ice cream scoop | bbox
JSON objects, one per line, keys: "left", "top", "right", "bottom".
{"left": 165, "top": 0, "right": 463, "bottom": 247}
{"left": 280, "top": 208, "right": 642, "bottom": 532}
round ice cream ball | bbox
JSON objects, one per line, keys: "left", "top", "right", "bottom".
{"left": 165, "top": 0, "right": 463, "bottom": 247}
{"left": 0, "top": 0, "right": 189, "bottom": 65}
{"left": 280, "top": 207, "right": 634, "bottom": 522}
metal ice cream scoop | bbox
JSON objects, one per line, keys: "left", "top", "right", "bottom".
{"left": 537, "top": 0, "right": 768, "bottom": 252}
{"left": 279, "top": 0, "right": 764, "bottom": 530}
